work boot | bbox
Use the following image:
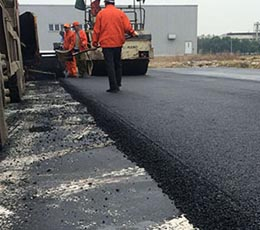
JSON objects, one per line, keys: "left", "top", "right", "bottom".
{"left": 68, "top": 75, "right": 77, "bottom": 78}
{"left": 83, "top": 72, "right": 90, "bottom": 78}
{"left": 106, "top": 88, "right": 119, "bottom": 93}
{"left": 63, "top": 70, "right": 69, "bottom": 78}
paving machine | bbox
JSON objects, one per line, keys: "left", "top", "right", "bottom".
{"left": 85, "top": 0, "right": 153, "bottom": 76}
{"left": 56, "top": 0, "right": 153, "bottom": 76}
{"left": 0, "top": 0, "right": 39, "bottom": 148}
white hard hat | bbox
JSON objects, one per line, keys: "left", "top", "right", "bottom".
{"left": 105, "top": 0, "right": 114, "bottom": 3}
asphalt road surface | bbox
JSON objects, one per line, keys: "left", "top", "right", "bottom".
{"left": 0, "top": 81, "right": 196, "bottom": 230}
{"left": 62, "top": 67, "right": 260, "bottom": 230}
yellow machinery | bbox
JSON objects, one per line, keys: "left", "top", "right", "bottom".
{"left": 56, "top": 0, "right": 154, "bottom": 76}
{"left": 84, "top": 0, "right": 154, "bottom": 76}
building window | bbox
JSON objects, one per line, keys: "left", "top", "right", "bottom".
{"left": 49, "top": 23, "right": 72, "bottom": 32}
{"left": 49, "top": 24, "right": 54, "bottom": 31}
{"left": 55, "top": 24, "right": 60, "bottom": 31}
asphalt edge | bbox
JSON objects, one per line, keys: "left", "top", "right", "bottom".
{"left": 60, "top": 79, "right": 257, "bottom": 230}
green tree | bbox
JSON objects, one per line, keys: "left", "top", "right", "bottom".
{"left": 198, "top": 36, "right": 260, "bottom": 54}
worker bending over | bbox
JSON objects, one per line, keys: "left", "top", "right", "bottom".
{"left": 92, "top": 0, "right": 138, "bottom": 93}
{"left": 72, "top": 21, "right": 89, "bottom": 78}
{"left": 63, "top": 23, "right": 77, "bottom": 78}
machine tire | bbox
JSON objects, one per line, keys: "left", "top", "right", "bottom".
{"left": 8, "top": 75, "right": 22, "bottom": 103}
{"left": 91, "top": 60, "right": 107, "bottom": 76}
{"left": 90, "top": 59, "right": 149, "bottom": 76}
{"left": 0, "top": 54, "right": 8, "bottom": 148}
{"left": 122, "top": 59, "right": 149, "bottom": 76}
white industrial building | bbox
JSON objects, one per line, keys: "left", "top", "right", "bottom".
{"left": 19, "top": 4, "right": 198, "bottom": 56}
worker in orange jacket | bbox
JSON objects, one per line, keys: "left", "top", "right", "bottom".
{"left": 72, "top": 21, "right": 89, "bottom": 77}
{"left": 63, "top": 23, "right": 77, "bottom": 77}
{"left": 92, "top": 0, "right": 138, "bottom": 92}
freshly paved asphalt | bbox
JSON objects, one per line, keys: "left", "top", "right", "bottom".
{"left": 16, "top": 147, "right": 180, "bottom": 230}
{"left": 62, "top": 68, "right": 260, "bottom": 229}
{"left": 2, "top": 81, "right": 188, "bottom": 230}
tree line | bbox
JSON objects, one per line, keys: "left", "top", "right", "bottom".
{"left": 198, "top": 36, "right": 260, "bottom": 54}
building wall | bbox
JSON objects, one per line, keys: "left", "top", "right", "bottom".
{"left": 145, "top": 5, "right": 197, "bottom": 56}
{"left": 19, "top": 4, "right": 198, "bottom": 56}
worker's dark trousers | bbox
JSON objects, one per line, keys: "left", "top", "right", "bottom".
{"left": 102, "top": 47, "right": 122, "bottom": 90}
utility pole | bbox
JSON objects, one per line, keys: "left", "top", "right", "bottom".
{"left": 254, "top": 22, "right": 260, "bottom": 41}
{"left": 84, "top": 0, "right": 88, "bottom": 30}
{"left": 230, "top": 37, "right": 233, "bottom": 54}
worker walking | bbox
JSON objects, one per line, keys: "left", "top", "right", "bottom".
{"left": 72, "top": 21, "right": 89, "bottom": 78}
{"left": 63, "top": 23, "right": 77, "bottom": 78}
{"left": 92, "top": 0, "right": 138, "bottom": 93}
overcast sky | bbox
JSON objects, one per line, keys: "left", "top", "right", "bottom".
{"left": 19, "top": 0, "right": 260, "bottom": 35}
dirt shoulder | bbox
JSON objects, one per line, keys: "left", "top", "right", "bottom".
{"left": 149, "top": 54, "right": 260, "bottom": 69}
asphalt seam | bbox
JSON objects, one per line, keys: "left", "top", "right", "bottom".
{"left": 153, "top": 68, "right": 260, "bottom": 84}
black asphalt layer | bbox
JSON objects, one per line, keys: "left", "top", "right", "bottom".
{"left": 1, "top": 81, "right": 186, "bottom": 230}
{"left": 61, "top": 68, "right": 260, "bottom": 230}
{"left": 17, "top": 147, "right": 179, "bottom": 230}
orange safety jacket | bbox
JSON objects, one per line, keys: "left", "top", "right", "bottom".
{"left": 63, "top": 30, "right": 75, "bottom": 51}
{"left": 92, "top": 4, "right": 135, "bottom": 48}
{"left": 74, "top": 29, "right": 88, "bottom": 51}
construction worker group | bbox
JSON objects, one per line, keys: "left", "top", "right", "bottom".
{"left": 62, "top": 0, "right": 138, "bottom": 93}
{"left": 63, "top": 21, "right": 88, "bottom": 78}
